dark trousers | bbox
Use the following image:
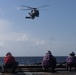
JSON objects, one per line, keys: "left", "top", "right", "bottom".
{"left": 66, "top": 63, "right": 76, "bottom": 71}
{"left": 3, "top": 62, "right": 19, "bottom": 72}
{"left": 42, "top": 61, "right": 56, "bottom": 72}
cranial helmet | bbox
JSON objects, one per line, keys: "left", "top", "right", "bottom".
{"left": 6, "top": 52, "right": 12, "bottom": 56}
{"left": 69, "top": 51, "right": 75, "bottom": 56}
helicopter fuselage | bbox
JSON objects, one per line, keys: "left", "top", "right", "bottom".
{"left": 26, "top": 9, "right": 39, "bottom": 19}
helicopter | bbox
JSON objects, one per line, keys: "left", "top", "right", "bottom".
{"left": 18, "top": 5, "right": 48, "bottom": 19}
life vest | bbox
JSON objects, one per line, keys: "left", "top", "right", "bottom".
{"left": 4, "top": 55, "right": 16, "bottom": 64}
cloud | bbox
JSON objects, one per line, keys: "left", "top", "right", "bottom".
{"left": 17, "top": 34, "right": 47, "bottom": 45}
{"left": 0, "top": 19, "right": 75, "bottom": 56}
{"left": 0, "top": 31, "right": 49, "bottom": 56}
{"left": 35, "top": 40, "right": 45, "bottom": 45}
{"left": 18, "top": 34, "right": 28, "bottom": 41}
{"left": 0, "top": 32, "right": 47, "bottom": 46}
{"left": 0, "top": 31, "right": 76, "bottom": 56}
{"left": 0, "top": 19, "right": 52, "bottom": 56}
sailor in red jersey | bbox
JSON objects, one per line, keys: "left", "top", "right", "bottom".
{"left": 2, "top": 52, "right": 19, "bottom": 74}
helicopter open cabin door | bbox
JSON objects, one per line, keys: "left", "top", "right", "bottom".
{"left": 18, "top": 5, "right": 48, "bottom": 19}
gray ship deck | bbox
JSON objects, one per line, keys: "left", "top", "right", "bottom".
{"left": 0, "top": 64, "right": 76, "bottom": 75}
{"left": 0, "top": 71, "right": 76, "bottom": 75}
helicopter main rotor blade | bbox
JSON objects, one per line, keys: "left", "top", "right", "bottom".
{"left": 38, "top": 5, "right": 49, "bottom": 9}
{"left": 18, "top": 8, "right": 31, "bottom": 10}
{"left": 18, "top": 5, "right": 48, "bottom": 10}
{"left": 17, "top": 6, "right": 32, "bottom": 10}
{"left": 20, "top": 5, "right": 33, "bottom": 9}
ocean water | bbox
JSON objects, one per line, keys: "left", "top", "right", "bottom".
{"left": 0, "top": 56, "right": 67, "bottom": 65}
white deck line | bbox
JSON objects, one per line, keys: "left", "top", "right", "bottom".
{"left": 23, "top": 72, "right": 33, "bottom": 75}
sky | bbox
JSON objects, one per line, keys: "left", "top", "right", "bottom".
{"left": 0, "top": 0, "right": 76, "bottom": 56}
